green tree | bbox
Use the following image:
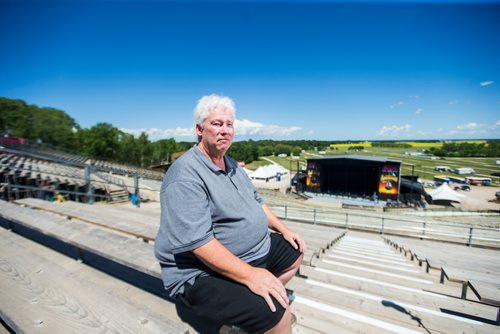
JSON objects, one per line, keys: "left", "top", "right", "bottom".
{"left": 151, "top": 138, "right": 179, "bottom": 165}
{"left": 80, "top": 123, "right": 121, "bottom": 159}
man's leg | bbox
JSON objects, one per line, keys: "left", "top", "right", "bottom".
{"left": 276, "top": 251, "right": 304, "bottom": 285}
{"left": 265, "top": 307, "right": 292, "bottom": 334}
{"left": 176, "top": 276, "right": 288, "bottom": 334}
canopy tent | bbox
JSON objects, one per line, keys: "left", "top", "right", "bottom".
{"left": 425, "top": 183, "right": 465, "bottom": 203}
{"left": 242, "top": 167, "right": 253, "bottom": 179}
{"left": 249, "top": 164, "right": 289, "bottom": 181}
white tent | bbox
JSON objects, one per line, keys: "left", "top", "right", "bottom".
{"left": 426, "top": 183, "right": 465, "bottom": 203}
{"left": 250, "top": 164, "right": 289, "bottom": 181}
{"left": 242, "top": 167, "right": 253, "bottom": 179}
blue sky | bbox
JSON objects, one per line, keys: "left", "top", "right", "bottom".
{"left": 1, "top": 0, "right": 499, "bottom": 142}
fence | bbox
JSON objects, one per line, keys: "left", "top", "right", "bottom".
{"left": 269, "top": 204, "right": 500, "bottom": 248}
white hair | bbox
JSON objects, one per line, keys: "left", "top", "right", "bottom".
{"left": 193, "top": 94, "right": 236, "bottom": 128}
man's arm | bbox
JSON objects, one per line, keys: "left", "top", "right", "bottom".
{"left": 262, "top": 204, "right": 306, "bottom": 253}
{"left": 192, "top": 239, "right": 288, "bottom": 312}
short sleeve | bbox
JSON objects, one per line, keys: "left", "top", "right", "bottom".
{"left": 254, "top": 188, "right": 264, "bottom": 205}
{"left": 158, "top": 180, "right": 214, "bottom": 254}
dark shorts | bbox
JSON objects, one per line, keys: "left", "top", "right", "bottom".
{"left": 175, "top": 233, "right": 302, "bottom": 334}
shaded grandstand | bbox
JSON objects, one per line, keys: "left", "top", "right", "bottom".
{"left": 0, "top": 138, "right": 164, "bottom": 203}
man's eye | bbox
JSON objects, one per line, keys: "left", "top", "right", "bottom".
{"left": 212, "top": 122, "right": 221, "bottom": 127}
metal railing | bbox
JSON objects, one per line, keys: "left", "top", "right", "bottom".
{"left": 269, "top": 204, "right": 500, "bottom": 248}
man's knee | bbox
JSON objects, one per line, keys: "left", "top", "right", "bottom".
{"left": 265, "top": 308, "right": 292, "bottom": 334}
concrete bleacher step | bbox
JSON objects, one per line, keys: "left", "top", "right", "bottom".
{"left": 289, "top": 276, "right": 500, "bottom": 334}
{"left": 385, "top": 235, "right": 500, "bottom": 317}
{"left": 295, "top": 231, "right": 500, "bottom": 331}
{"left": 108, "top": 189, "right": 130, "bottom": 202}
{"left": 296, "top": 266, "right": 499, "bottom": 326}
{"left": 0, "top": 228, "right": 190, "bottom": 334}
{"left": 291, "top": 297, "right": 420, "bottom": 334}
{"left": 315, "top": 256, "right": 441, "bottom": 289}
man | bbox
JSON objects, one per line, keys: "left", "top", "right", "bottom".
{"left": 155, "top": 94, "right": 305, "bottom": 333}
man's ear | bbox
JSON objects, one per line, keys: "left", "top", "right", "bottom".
{"left": 195, "top": 124, "right": 203, "bottom": 137}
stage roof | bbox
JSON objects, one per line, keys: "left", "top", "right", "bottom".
{"left": 307, "top": 155, "right": 401, "bottom": 164}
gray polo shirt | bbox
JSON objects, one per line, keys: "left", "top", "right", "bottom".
{"left": 154, "top": 146, "right": 271, "bottom": 296}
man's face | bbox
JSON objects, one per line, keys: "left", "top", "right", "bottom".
{"left": 196, "top": 106, "right": 234, "bottom": 155}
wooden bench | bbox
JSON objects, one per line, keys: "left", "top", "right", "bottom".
{"left": 0, "top": 201, "right": 161, "bottom": 279}
{"left": 16, "top": 198, "right": 157, "bottom": 242}
{"left": 0, "top": 227, "right": 190, "bottom": 333}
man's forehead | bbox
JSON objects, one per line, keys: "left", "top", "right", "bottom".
{"left": 206, "top": 107, "right": 233, "bottom": 120}
{"left": 208, "top": 104, "right": 231, "bottom": 113}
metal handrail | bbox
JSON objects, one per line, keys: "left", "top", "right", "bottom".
{"left": 269, "top": 204, "right": 500, "bottom": 247}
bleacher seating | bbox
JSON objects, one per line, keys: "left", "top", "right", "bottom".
{"left": 384, "top": 235, "right": 500, "bottom": 324}
{"left": 0, "top": 151, "right": 130, "bottom": 202}
{"left": 2, "top": 198, "right": 500, "bottom": 333}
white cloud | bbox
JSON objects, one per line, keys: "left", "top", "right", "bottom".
{"left": 448, "top": 122, "right": 486, "bottom": 135}
{"left": 389, "top": 101, "right": 404, "bottom": 109}
{"left": 120, "top": 127, "right": 194, "bottom": 141}
{"left": 480, "top": 81, "right": 494, "bottom": 87}
{"left": 235, "top": 119, "right": 301, "bottom": 136}
{"left": 456, "top": 122, "right": 481, "bottom": 131}
{"left": 120, "top": 118, "right": 302, "bottom": 141}
{"left": 377, "top": 124, "right": 412, "bottom": 137}
{"left": 415, "top": 108, "right": 423, "bottom": 115}
{"left": 496, "top": 120, "right": 500, "bottom": 126}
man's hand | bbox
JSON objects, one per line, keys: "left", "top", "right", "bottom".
{"left": 192, "top": 239, "right": 289, "bottom": 312}
{"left": 282, "top": 229, "right": 306, "bottom": 253}
{"left": 262, "top": 204, "right": 306, "bottom": 253}
{"left": 244, "top": 267, "right": 288, "bottom": 312}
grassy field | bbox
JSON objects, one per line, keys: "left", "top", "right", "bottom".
{"left": 329, "top": 140, "right": 488, "bottom": 149}
{"left": 249, "top": 141, "right": 500, "bottom": 186}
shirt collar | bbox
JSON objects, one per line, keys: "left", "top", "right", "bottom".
{"left": 192, "top": 146, "right": 236, "bottom": 175}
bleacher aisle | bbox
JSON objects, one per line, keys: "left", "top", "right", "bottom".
{"left": 290, "top": 232, "right": 500, "bottom": 333}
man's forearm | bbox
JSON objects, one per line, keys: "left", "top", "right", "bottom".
{"left": 192, "top": 238, "right": 253, "bottom": 283}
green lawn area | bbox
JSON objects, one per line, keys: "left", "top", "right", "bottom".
{"left": 245, "top": 159, "right": 271, "bottom": 171}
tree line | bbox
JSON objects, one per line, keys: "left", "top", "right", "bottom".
{"left": 0, "top": 98, "right": 192, "bottom": 167}
{"left": 3, "top": 97, "right": 497, "bottom": 167}
{"left": 0, "top": 97, "right": 332, "bottom": 167}
{"left": 429, "top": 141, "right": 500, "bottom": 157}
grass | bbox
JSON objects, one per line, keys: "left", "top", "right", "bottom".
{"left": 329, "top": 140, "right": 489, "bottom": 149}
{"left": 245, "top": 159, "right": 272, "bottom": 171}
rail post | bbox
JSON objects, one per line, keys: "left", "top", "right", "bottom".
{"left": 422, "top": 221, "right": 426, "bottom": 237}
{"left": 380, "top": 218, "right": 385, "bottom": 235}
{"left": 313, "top": 208, "right": 317, "bottom": 225}
{"left": 284, "top": 205, "right": 288, "bottom": 220}
{"left": 84, "top": 164, "right": 94, "bottom": 204}
{"left": 345, "top": 213, "right": 348, "bottom": 229}
{"left": 467, "top": 227, "right": 474, "bottom": 247}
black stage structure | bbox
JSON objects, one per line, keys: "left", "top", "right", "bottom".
{"left": 305, "top": 155, "right": 402, "bottom": 202}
